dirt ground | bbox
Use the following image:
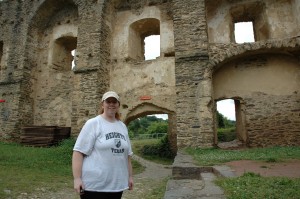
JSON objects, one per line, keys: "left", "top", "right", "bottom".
{"left": 16, "top": 155, "right": 299, "bottom": 199}
{"left": 225, "top": 159, "right": 300, "bottom": 178}
{"left": 218, "top": 140, "right": 300, "bottom": 178}
{"left": 14, "top": 155, "right": 172, "bottom": 199}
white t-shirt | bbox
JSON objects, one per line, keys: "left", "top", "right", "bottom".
{"left": 73, "top": 115, "right": 133, "bottom": 192}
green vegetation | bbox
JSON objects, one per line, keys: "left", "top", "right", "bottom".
{"left": 217, "top": 127, "right": 236, "bottom": 142}
{"left": 0, "top": 115, "right": 171, "bottom": 198}
{"left": 2, "top": 123, "right": 299, "bottom": 199}
{"left": 217, "top": 111, "right": 235, "bottom": 129}
{"left": 141, "top": 135, "right": 176, "bottom": 158}
{"left": 217, "top": 111, "right": 236, "bottom": 142}
{"left": 186, "top": 146, "right": 300, "bottom": 199}
{"left": 215, "top": 172, "right": 300, "bottom": 199}
{"left": 132, "top": 138, "right": 174, "bottom": 165}
{"left": 128, "top": 115, "right": 175, "bottom": 164}
{"left": 0, "top": 140, "right": 73, "bottom": 198}
{"left": 0, "top": 139, "right": 144, "bottom": 198}
{"left": 186, "top": 146, "right": 300, "bottom": 166}
{"left": 143, "top": 177, "right": 170, "bottom": 199}
{"left": 128, "top": 115, "right": 167, "bottom": 139}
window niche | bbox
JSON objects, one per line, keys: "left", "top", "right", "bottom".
{"left": 129, "top": 18, "right": 160, "bottom": 61}
{"left": 144, "top": 35, "right": 160, "bottom": 60}
{"left": 230, "top": 1, "right": 269, "bottom": 43}
{"left": 234, "top": 22, "right": 255, "bottom": 43}
{"left": 51, "top": 36, "right": 77, "bottom": 71}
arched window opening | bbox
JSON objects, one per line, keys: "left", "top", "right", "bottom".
{"left": 234, "top": 22, "right": 255, "bottom": 43}
{"left": 128, "top": 114, "right": 168, "bottom": 140}
{"left": 51, "top": 36, "right": 77, "bottom": 71}
{"left": 144, "top": 35, "right": 160, "bottom": 60}
{"left": 129, "top": 18, "right": 160, "bottom": 61}
{"left": 150, "top": 114, "right": 168, "bottom": 120}
{"left": 127, "top": 114, "right": 174, "bottom": 163}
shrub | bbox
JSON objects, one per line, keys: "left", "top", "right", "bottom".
{"left": 218, "top": 127, "right": 236, "bottom": 142}
{"left": 141, "top": 135, "right": 176, "bottom": 159}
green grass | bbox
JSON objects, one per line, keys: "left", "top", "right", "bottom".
{"left": 3, "top": 139, "right": 299, "bottom": 199}
{"left": 186, "top": 146, "right": 300, "bottom": 199}
{"left": 131, "top": 139, "right": 174, "bottom": 165}
{"left": 0, "top": 139, "right": 145, "bottom": 198}
{"left": 144, "top": 177, "right": 170, "bottom": 199}
{"left": 215, "top": 172, "right": 300, "bottom": 199}
{"left": 217, "top": 127, "right": 236, "bottom": 142}
{"left": 131, "top": 139, "right": 159, "bottom": 154}
{"left": 0, "top": 140, "right": 74, "bottom": 198}
{"left": 185, "top": 146, "right": 300, "bottom": 166}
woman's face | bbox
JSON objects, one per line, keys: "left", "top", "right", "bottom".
{"left": 102, "top": 97, "right": 120, "bottom": 117}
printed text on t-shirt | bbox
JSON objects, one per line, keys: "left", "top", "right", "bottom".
{"left": 105, "top": 132, "right": 126, "bottom": 141}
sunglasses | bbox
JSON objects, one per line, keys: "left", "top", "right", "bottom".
{"left": 105, "top": 99, "right": 118, "bottom": 104}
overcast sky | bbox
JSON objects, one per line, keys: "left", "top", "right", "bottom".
{"left": 146, "top": 22, "right": 254, "bottom": 121}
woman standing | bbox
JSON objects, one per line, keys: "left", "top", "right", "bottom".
{"left": 72, "top": 91, "right": 133, "bottom": 199}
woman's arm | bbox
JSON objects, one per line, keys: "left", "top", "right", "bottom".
{"left": 72, "top": 151, "right": 84, "bottom": 194}
{"left": 128, "top": 156, "right": 134, "bottom": 190}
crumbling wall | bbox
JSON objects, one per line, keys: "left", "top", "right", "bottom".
{"left": 30, "top": 5, "right": 78, "bottom": 127}
{"left": 0, "top": 1, "right": 27, "bottom": 140}
{"left": 110, "top": 5, "right": 175, "bottom": 118}
{"left": 0, "top": 0, "right": 299, "bottom": 149}
{"left": 172, "top": 0, "right": 214, "bottom": 148}
{"left": 213, "top": 54, "right": 300, "bottom": 147}
{"left": 110, "top": 1, "right": 177, "bottom": 152}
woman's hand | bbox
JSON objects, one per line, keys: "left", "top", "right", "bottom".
{"left": 72, "top": 151, "right": 84, "bottom": 194}
{"left": 128, "top": 156, "right": 133, "bottom": 190}
{"left": 74, "top": 177, "right": 85, "bottom": 194}
{"left": 128, "top": 176, "right": 134, "bottom": 190}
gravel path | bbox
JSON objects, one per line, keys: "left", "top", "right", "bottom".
{"left": 15, "top": 155, "right": 172, "bottom": 199}
{"left": 123, "top": 154, "right": 172, "bottom": 199}
{"left": 131, "top": 154, "right": 172, "bottom": 179}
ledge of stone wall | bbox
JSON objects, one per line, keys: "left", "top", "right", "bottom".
{"left": 209, "top": 36, "right": 300, "bottom": 66}
{"left": 172, "top": 150, "right": 236, "bottom": 180}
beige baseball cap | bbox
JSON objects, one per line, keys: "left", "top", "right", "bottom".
{"left": 102, "top": 91, "right": 120, "bottom": 102}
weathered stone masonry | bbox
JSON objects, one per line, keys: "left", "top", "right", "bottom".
{"left": 0, "top": 0, "right": 299, "bottom": 150}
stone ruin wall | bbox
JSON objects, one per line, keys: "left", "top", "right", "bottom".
{"left": 213, "top": 54, "right": 300, "bottom": 147}
{"left": 0, "top": 0, "right": 299, "bottom": 150}
{"left": 206, "top": 0, "right": 300, "bottom": 147}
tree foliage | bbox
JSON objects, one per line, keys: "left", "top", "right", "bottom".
{"left": 217, "top": 111, "right": 235, "bottom": 128}
{"left": 147, "top": 122, "right": 168, "bottom": 135}
{"left": 217, "top": 111, "right": 236, "bottom": 142}
{"left": 128, "top": 116, "right": 168, "bottom": 138}
{"left": 141, "top": 135, "right": 176, "bottom": 159}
